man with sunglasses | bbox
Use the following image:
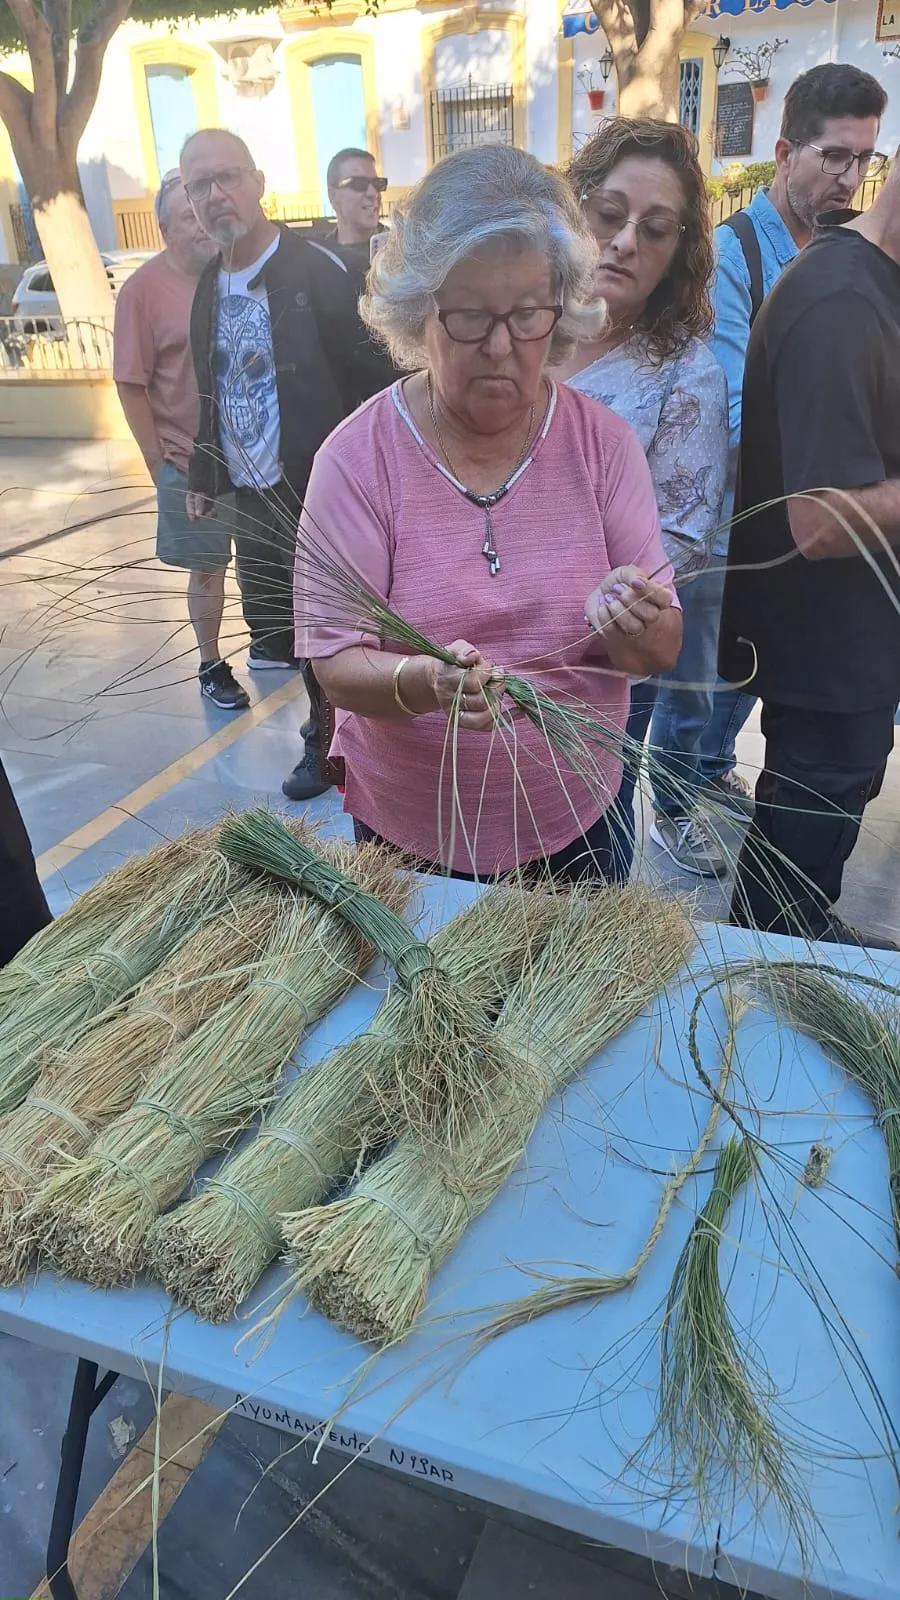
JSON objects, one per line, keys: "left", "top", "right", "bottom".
{"left": 324, "top": 148, "right": 387, "bottom": 269}
{"left": 719, "top": 116, "right": 900, "bottom": 948}
{"left": 180, "top": 128, "right": 394, "bottom": 799}
{"left": 662, "top": 65, "right": 888, "bottom": 854}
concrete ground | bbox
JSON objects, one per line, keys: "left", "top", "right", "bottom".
{"left": 1, "top": 440, "right": 898, "bottom": 1600}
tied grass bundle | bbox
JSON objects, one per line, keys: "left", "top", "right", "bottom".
{"left": 220, "top": 810, "right": 521, "bottom": 1144}
{"left": 0, "top": 837, "right": 195, "bottom": 1029}
{"left": 655, "top": 1135, "right": 811, "bottom": 1556}
{"left": 0, "top": 826, "right": 235, "bottom": 1120}
{"left": 737, "top": 962, "right": 900, "bottom": 1250}
{"left": 32, "top": 841, "right": 407, "bottom": 1287}
{"left": 151, "top": 885, "right": 565, "bottom": 1322}
{"left": 280, "top": 885, "right": 693, "bottom": 1346}
{"left": 0, "top": 880, "right": 280, "bottom": 1285}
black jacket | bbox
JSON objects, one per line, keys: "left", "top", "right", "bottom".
{"left": 188, "top": 224, "right": 395, "bottom": 501}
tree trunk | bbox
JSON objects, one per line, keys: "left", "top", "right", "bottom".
{"left": 617, "top": 40, "right": 682, "bottom": 121}
{"left": 591, "top": 0, "right": 695, "bottom": 123}
{"left": 13, "top": 133, "right": 113, "bottom": 322}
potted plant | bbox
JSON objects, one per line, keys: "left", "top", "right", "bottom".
{"left": 729, "top": 38, "right": 787, "bottom": 104}
{"left": 578, "top": 50, "right": 614, "bottom": 113}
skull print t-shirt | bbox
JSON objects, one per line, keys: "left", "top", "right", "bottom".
{"left": 215, "top": 235, "right": 282, "bottom": 489}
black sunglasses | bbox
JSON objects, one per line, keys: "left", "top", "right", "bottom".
{"left": 334, "top": 175, "right": 388, "bottom": 194}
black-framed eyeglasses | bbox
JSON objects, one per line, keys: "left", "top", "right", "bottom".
{"left": 184, "top": 166, "right": 254, "bottom": 205}
{"left": 793, "top": 142, "right": 888, "bottom": 178}
{"left": 580, "top": 191, "right": 685, "bottom": 249}
{"left": 436, "top": 304, "right": 563, "bottom": 343}
{"left": 334, "top": 174, "right": 388, "bottom": 194}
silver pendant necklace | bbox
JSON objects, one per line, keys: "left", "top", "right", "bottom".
{"left": 427, "top": 377, "right": 535, "bottom": 577}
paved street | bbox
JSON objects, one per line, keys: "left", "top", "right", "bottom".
{"left": 1, "top": 440, "right": 897, "bottom": 1599}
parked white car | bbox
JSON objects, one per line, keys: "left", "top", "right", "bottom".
{"left": 9, "top": 249, "right": 157, "bottom": 333}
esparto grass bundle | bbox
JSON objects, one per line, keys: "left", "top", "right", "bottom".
{"left": 0, "top": 825, "right": 237, "bottom": 1120}
{"left": 0, "top": 835, "right": 198, "bottom": 1029}
{"left": 655, "top": 1134, "right": 812, "bottom": 1557}
{"left": 219, "top": 810, "right": 538, "bottom": 1145}
{"left": 0, "top": 879, "right": 282, "bottom": 1285}
{"left": 734, "top": 961, "right": 900, "bottom": 1250}
{"left": 150, "top": 885, "right": 566, "bottom": 1322}
{"left": 279, "top": 885, "right": 693, "bottom": 1346}
{"left": 31, "top": 841, "right": 407, "bottom": 1287}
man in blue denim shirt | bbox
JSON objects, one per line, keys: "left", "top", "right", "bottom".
{"left": 649, "top": 65, "right": 887, "bottom": 876}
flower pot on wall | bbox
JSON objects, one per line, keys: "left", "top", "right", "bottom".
{"left": 587, "top": 88, "right": 606, "bottom": 111}
{"left": 751, "top": 81, "right": 768, "bottom": 103}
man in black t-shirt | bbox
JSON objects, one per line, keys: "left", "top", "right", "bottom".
{"left": 720, "top": 162, "right": 900, "bottom": 945}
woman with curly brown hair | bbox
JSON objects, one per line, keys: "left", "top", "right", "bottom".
{"left": 560, "top": 119, "right": 729, "bottom": 880}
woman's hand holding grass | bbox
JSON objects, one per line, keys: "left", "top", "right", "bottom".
{"left": 585, "top": 566, "right": 673, "bottom": 637}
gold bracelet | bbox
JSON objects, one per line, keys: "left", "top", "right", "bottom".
{"left": 392, "top": 655, "right": 417, "bottom": 717}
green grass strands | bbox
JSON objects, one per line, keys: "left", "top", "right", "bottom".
{"left": 151, "top": 885, "right": 565, "bottom": 1323}
{"left": 0, "top": 825, "right": 237, "bottom": 1121}
{"left": 0, "top": 879, "right": 284, "bottom": 1284}
{"left": 655, "top": 1134, "right": 812, "bottom": 1556}
{"left": 281, "top": 886, "right": 692, "bottom": 1346}
{"left": 31, "top": 841, "right": 408, "bottom": 1287}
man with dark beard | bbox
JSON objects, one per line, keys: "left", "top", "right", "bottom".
{"left": 181, "top": 128, "right": 393, "bottom": 798}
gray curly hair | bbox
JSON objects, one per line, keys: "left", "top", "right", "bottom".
{"left": 361, "top": 145, "right": 603, "bottom": 369}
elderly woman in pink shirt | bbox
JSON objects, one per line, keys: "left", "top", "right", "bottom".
{"left": 296, "top": 145, "right": 681, "bottom": 882}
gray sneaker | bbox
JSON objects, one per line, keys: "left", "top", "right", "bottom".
{"left": 649, "top": 814, "right": 728, "bottom": 878}
{"left": 707, "top": 767, "right": 755, "bottom": 816}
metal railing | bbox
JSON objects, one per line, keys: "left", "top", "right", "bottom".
{"left": 708, "top": 171, "right": 886, "bottom": 228}
{"left": 0, "top": 315, "right": 113, "bottom": 375}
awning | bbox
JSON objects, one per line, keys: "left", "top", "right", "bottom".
{"left": 562, "top": 0, "right": 834, "bottom": 32}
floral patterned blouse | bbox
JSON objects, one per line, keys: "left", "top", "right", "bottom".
{"left": 567, "top": 333, "right": 730, "bottom": 562}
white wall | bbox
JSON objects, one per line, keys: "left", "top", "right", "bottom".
{"left": 696, "top": 0, "right": 898, "bottom": 172}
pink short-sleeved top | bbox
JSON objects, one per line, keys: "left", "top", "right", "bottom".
{"left": 296, "top": 379, "right": 676, "bottom": 875}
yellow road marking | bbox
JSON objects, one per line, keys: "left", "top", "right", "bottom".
{"left": 36, "top": 675, "right": 304, "bottom": 880}
{"left": 31, "top": 1395, "right": 225, "bottom": 1600}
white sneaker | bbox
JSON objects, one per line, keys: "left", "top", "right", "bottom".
{"left": 649, "top": 814, "right": 728, "bottom": 878}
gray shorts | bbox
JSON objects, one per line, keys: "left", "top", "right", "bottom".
{"left": 156, "top": 460, "right": 235, "bottom": 572}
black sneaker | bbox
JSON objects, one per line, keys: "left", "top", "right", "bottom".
{"left": 818, "top": 915, "right": 899, "bottom": 952}
{"left": 199, "top": 660, "right": 250, "bottom": 710}
{"left": 282, "top": 750, "right": 330, "bottom": 802}
{"left": 248, "top": 644, "right": 300, "bottom": 672}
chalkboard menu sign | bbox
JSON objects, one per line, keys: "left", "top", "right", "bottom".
{"left": 715, "top": 82, "right": 755, "bottom": 160}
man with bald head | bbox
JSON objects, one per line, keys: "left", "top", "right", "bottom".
{"left": 181, "top": 128, "right": 394, "bottom": 799}
{"left": 114, "top": 170, "right": 249, "bottom": 709}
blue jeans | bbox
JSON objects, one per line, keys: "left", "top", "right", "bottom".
{"left": 697, "top": 684, "right": 756, "bottom": 784}
{"left": 607, "top": 678, "right": 658, "bottom": 882}
{"left": 650, "top": 556, "right": 754, "bottom": 816}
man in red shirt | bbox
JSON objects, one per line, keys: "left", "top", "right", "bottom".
{"left": 113, "top": 172, "right": 249, "bottom": 709}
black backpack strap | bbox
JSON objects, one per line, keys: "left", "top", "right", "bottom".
{"left": 721, "top": 209, "right": 764, "bottom": 326}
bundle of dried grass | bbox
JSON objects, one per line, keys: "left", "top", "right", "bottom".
{"left": 0, "top": 879, "right": 282, "bottom": 1285}
{"left": 150, "top": 885, "right": 565, "bottom": 1322}
{"left": 0, "top": 835, "right": 209, "bottom": 1030}
{"left": 655, "top": 1134, "right": 812, "bottom": 1558}
{"left": 31, "top": 841, "right": 407, "bottom": 1287}
{"left": 0, "top": 826, "right": 237, "bottom": 1121}
{"left": 279, "top": 886, "right": 692, "bottom": 1346}
{"left": 220, "top": 810, "right": 565, "bottom": 1145}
